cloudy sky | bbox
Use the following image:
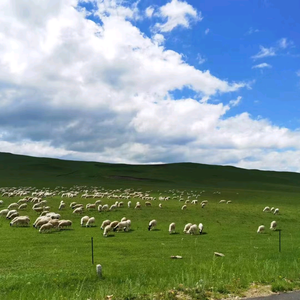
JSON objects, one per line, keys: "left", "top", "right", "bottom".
{"left": 0, "top": 0, "right": 300, "bottom": 172}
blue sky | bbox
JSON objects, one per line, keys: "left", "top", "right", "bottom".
{"left": 0, "top": 0, "right": 299, "bottom": 172}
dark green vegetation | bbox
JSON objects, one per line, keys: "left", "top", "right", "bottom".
{"left": 1, "top": 152, "right": 300, "bottom": 300}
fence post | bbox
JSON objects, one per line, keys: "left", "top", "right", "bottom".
{"left": 91, "top": 237, "right": 94, "bottom": 264}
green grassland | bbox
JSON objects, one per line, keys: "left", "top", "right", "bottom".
{"left": 1, "top": 152, "right": 300, "bottom": 300}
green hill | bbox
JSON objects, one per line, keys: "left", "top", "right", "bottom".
{"left": 1, "top": 151, "right": 300, "bottom": 191}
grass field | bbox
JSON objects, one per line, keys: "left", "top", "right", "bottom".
{"left": 1, "top": 153, "right": 300, "bottom": 300}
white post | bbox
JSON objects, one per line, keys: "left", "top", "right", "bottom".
{"left": 96, "top": 264, "right": 102, "bottom": 278}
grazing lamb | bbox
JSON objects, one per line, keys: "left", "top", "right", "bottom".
{"left": 103, "top": 224, "right": 113, "bottom": 237}
{"left": 81, "top": 216, "right": 90, "bottom": 227}
{"left": 86, "top": 217, "right": 95, "bottom": 227}
{"left": 148, "top": 219, "right": 157, "bottom": 231}
{"left": 270, "top": 221, "right": 277, "bottom": 231}
{"left": 39, "top": 222, "right": 54, "bottom": 233}
{"left": 10, "top": 216, "right": 30, "bottom": 227}
{"left": 58, "top": 220, "right": 72, "bottom": 229}
{"left": 274, "top": 208, "right": 279, "bottom": 215}
{"left": 100, "top": 219, "right": 111, "bottom": 230}
{"left": 257, "top": 225, "right": 265, "bottom": 233}
{"left": 169, "top": 222, "right": 176, "bottom": 234}
{"left": 183, "top": 223, "right": 192, "bottom": 233}
{"left": 263, "top": 206, "right": 270, "bottom": 212}
{"left": 181, "top": 205, "right": 187, "bottom": 210}
{"left": 187, "top": 224, "right": 198, "bottom": 235}
{"left": 198, "top": 223, "right": 204, "bottom": 234}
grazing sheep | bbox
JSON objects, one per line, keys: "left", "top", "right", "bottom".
{"left": 270, "top": 207, "right": 275, "bottom": 212}
{"left": 0, "top": 209, "right": 9, "bottom": 217}
{"left": 94, "top": 200, "right": 102, "bottom": 205}
{"left": 58, "top": 201, "right": 65, "bottom": 210}
{"left": 201, "top": 203, "right": 206, "bottom": 208}
{"left": 48, "top": 219, "right": 60, "bottom": 228}
{"left": 274, "top": 208, "right": 279, "bottom": 215}
{"left": 187, "top": 224, "right": 198, "bottom": 235}
{"left": 113, "top": 220, "right": 131, "bottom": 232}
{"left": 159, "top": 203, "right": 162, "bottom": 208}
{"left": 183, "top": 223, "right": 192, "bottom": 233}
{"left": 120, "top": 217, "right": 127, "bottom": 222}
{"left": 148, "top": 219, "right": 157, "bottom": 231}
{"left": 110, "top": 220, "right": 119, "bottom": 228}
{"left": 270, "top": 221, "right": 277, "bottom": 230}
{"left": 39, "top": 222, "right": 54, "bottom": 233}
{"left": 109, "top": 204, "right": 117, "bottom": 211}
{"left": 127, "top": 201, "right": 131, "bottom": 208}
{"left": 86, "top": 217, "right": 95, "bottom": 227}
{"left": 191, "top": 200, "right": 198, "bottom": 204}
{"left": 18, "top": 203, "right": 27, "bottom": 210}
{"left": 58, "top": 220, "right": 72, "bottom": 229}
{"left": 103, "top": 224, "right": 113, "bottom": 237}
{"left": 34, "top": 217, "right": 51, "bottom": 229}
{"left": 100, "top": 219, "right": 111, "bottom": 230}
{"left": 8, "top": 203, "right": 19, "bottom": 209}
{"left": 118, "top": 202, "right": 124, "bottom": 208}
{"left": 135, "top": 202, "right": 141, "bottom": 209}
{"left": 86, "top": 203, "right": 96, "bottom": 210}
{"left": 257, "top": 225, "right": 265, "bottom": 233}
{"left": 73, "top": 207, "right": 83, "bottom": 214}
{"left": 6, "top": 210, "right": 19, "bottom": 219}
{"left": 10, "top": 216, "right": 30, "bottom": 227}
{"left": 169, "top": 222, "right": 176, "bottom": 234}
{"left": 0, "top": 200, "right": 3, "bottom": 205}
{"left": 46, "top": 212, "right": 61, "bottom": 219}
{"left": 81, "top": 216, "right": 90, "bottom": 227}
{"left": 145, "top": 201, "right": 152, "bottom": 207}
{"left": 226, "top": 200, "right": 232, "bottom": 204}
{"left": 263, "top": 206, "right": 270, "bottom": 212}
{"left": 181, "top": 205, "right": 187, "bottom": 210}
{"left": 70, "top": 201, "right": 77, "bottom": 208}
{"left": 97, "top": 204, "right": 103, "bottom": 212}
{"left": 102, "top": 204, "right": 109, "bottom": 211}
{"left": 219, "top": 200, "right": 226, "bottom": 203}
{"left": 198, "top": 223, "right": 204, "bottom": 234}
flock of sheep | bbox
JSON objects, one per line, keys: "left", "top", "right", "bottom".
{"left": 0, "top": 186, "right": 280, "bottom": 239}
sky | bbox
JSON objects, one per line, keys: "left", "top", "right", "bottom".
{"left": 0, "top": 0, "right": 300, "bottom": 172}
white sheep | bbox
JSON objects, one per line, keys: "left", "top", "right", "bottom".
{"left": 73, "top": 207, "right": 83, "bottom": 214}
{"left": 120, "top": 217, "right": 127, "bottom": 222}
{"left": 34, "top": 217, "right": 52, "bottom": 229}
{"left": 8, "top": 203, "right": 19, "bottom": 209}
{"left": 183, "top": 223, "right": 192, "bottom": 233}
{"left": 0, "top": 200, "right": 3, "bottom": 206}
{"left": 109, "top": 204, "right": 117, "bottom": 211}
{"left": 0, "top": 209, "right": 9, "bottom": 217}
{"left": 103, "top": 224, "right": 113, "bottom": 237}
{"left": 158, "top": 203, "right": 162, "bottom": 209}
{"left": 219, "top": 200, "right": 226, "bottom": 203}
{"left": 100, "top": 219, "right": 111, "bottom": 230}
{"left": 127, "top": 201, "right": 131, "bottom": 208}
{"left": 263, "top": 206, "right": 270, "bottom": 212}
{"left": 39, "top": 222, "right": 54, "bottom": 233}
{"left": 6, "top": 210, "right": 19, "bottom": 219}
{"left": 257, "top": 225, "right": 265, "bottom": 233}
{"left": 97, "top": 204, "right": 103, "bottom": 212}
{"left": 10, "top": 216, "right": 30, "bottom": 227}
{"left": 81, "top": 216, "right": 90, "bottom": 227}
{"left": 187, "top": 224, "right": 198, "bottom": 235}
{"left": 198, "top": 223, "right": 204, "bottom": 234}
{"left": 102, "top": 204, "right": 109, "bottom": 211}
{"left": 270, "top": 221, "right": 277, "bottom": 230}
{"left": 86, "top": 217, "right": 95, "bottom": 227}
{"left": 274, "top": 208, "right": 279, "bottom": 215}
{"left": 58, "top": 201, "right": 65, "bottom": 210}
{"left": 46, "top": 212, "right": 61, "bottom": 219}
{"left": 201, "top": 203, "right": 206, "bottom": 208}
{"left": 135, "top": 202, "right": 141, "bottom": 209}
{"left": 169, "top": 222, "right": 176, "bottom": 234}
{"left": 18, "top": 203, "right": 27, "bottom": 210}
{"left": 148, "top": 219, "right": 157, "bottom": 231}
{"left": 113, "top": 220, "right": 131, "bottom": 232}
{"left": 181, "top": 205, "right": 187, "bottom": 210}
{"left": 58, "top": 220, "right": 72, "bottom": 229}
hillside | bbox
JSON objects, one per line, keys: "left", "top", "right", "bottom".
{"left": 1, "top": 152, "right": 300, "bottom": 191}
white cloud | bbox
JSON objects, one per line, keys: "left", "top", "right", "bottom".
{"left": 277, "top": 37, "right": 293, "bottom": 49}
{"left": 154, "top": 0, "right": 201, "bottom": 32}
{"left": 296, "top": 70, "right": 300, "bottom": 77}
{"left": 197, "top": 53, "right": 206, "bottom": 64}
{"left": 1, "top": 0, "right": 300, "bottom": 172}
{"left": 145, "top": 6, "right": 154, "bottom": 18}
{"left": 205, "top": 28, "right": 209, "bottom": 35}
{"left": 252, "top": 63, "right": 272, "bottom": 69}
{"left": 246, "top": 27, "right": 259, "bottom": 35}
{"left": 252, "top": 46, "right": 276, "bottom": 60}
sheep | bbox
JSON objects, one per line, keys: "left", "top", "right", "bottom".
{"left": 270, "top": 221, "right": 277, "bottom": 230}
{"left": 32, "top": 206, "right": 44, "bottom": 213}
{"left": 72, "top": 203, "right": 84, "bottom": 209}
{"left": 8, "top": 203, "right": 19, "bottom": 209}
{"left": 191, "top": 200, "right": 198, "bottom": 204}
{"left": 58, "top": 201, "right": 65, "bottom": 210}
{"left": 94, "top": 200, "right": 102, "bottom": 205}
{"left": 183, "top": 223, "right": 192, "bottom": 233}
{"left": 48, "top": 219, "right": 60, "bottom": 228}
{"left": 110, "top": 220, "right": 119, "bottom": 228}
{"left": 270, "top": 207, "right": 275, "bottom": 212}
{"left": 159, "top": 203, "right": 162, "bottom": 208}
{"left": 81, "top": 216, "right": 90, "bottom": 227}
{"left": 187, "top": 224, "right": 198, "bottom": 235}
{"left": 97, "top": 204, "right": 103, "bottom": 212}
{"left": 226, "top": 200, "right": 232, "bottom": 204}
{"left": 102, "top": 204, "right": 109, "bottom": 211}
{"left": 100, "top": 219, "right": 111, "bottom": 230}
{"left": 198, "top": 223, "right": 204, "bottom": 234}
{"left": 46, "top": 212, "right": 61, "bottom": 219}
{"left": 148, "top": 219, "right": 157, "bottom": 231}
{"left": 118, "top": 202, "right": 124, "bottom": 207}
{"left": 6, "top": 210, "right": 19, "bottom": 219}
{"left": 10, "top": 216, "right": 30, "bottom": 227}
{"left": 18, "top": 203, "right": 27, "bottom": 210}
{"left": 109, "top": 204, "right": 117, "bottom": 211}
{"left": 263, "top": 206, "right": 270, "bottom": 212}
{"left": 39, "top": 222, "right": 54, "bottom": 233}
{"left": 73, "top": 207, "right": 83, "bottom": 214}
{"left": 86, "top": 203, "right": 96, "bottom": 210}
{"left": 181, "top": 205, "right": 187, "bottom": 210}
{"left": 86, "top": 217, "right": 95, "bottom": 227}
{"left": 0, "top": 209, "right": 9, "bottom": 217}
{"left": 201, "top": 203, "right": 206, "bottom": 208}
{"left": 113, "top": 220, "right": 131, "bottom": 232}
{"left": 127, "top": 201, "right": 131, "bottom": 208}
{"left": 0, "top": 200, "right": 3, "bottom": 205}
{"left": 145, "top": 201, "right": 152, "bottom": 207}
{"left": 135, "top": 202, "right": 141, "bottom": 209}
{"left": 169, "top": 222, "right": 176, "bottom": 234}
{"left": 34, "top": 217, "right": 52, "bottom": 229}
{"left": 120, "top": 217, "right": 127, "bottom": 222}
{"left": 103, "top": 224, "right": 113, "bottom": 237}
{"left": 257, "top": 225, "right": 265, "bottom": 233}
{"left": 70, "top": 201, "right": 77, "bottom": 208}
{"left": 58, "top": 220, "right": 72, "bottom": 229}
{"left": 219, "top": 200, "right": 226, "bottom": 203}
{"left": 274, "top": 208, "right": 279, "bottom": 215}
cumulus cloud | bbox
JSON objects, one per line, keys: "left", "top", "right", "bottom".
{"left": 252, "top": 46, "right": 276, "bottom": 60}
{"left": 154, "top": 0, "right": 201, "bottom": 32}
{"left": 252, "top": 63, "right": 272, "bottom": 69}
{"left": 1, "top": 0, "right": 300, "bottom": 172}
